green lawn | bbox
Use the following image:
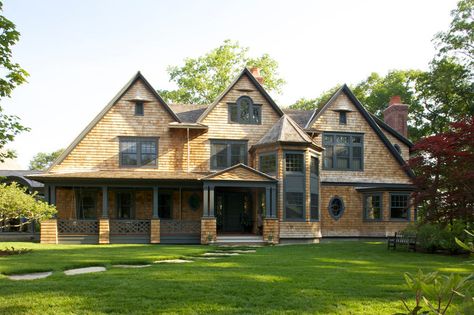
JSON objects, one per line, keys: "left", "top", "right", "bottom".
{"left": 0, "top": 241, "right": 472, "bottom": 315}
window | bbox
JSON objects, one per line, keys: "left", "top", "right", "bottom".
{"left": 76, "top": 190, "right": 97, "bottom": 219}
{"left": 120, "top": 137, "right": 158, "bottom": 167}
{"left": 390, "top": 193, "right": 410, "bottom": 220}
{"left": 259, "top": 153, "right": 277, "bottom": 175}
{"left": 364, "top": 193, "right": 382, "bottom": 220}
{"left": 285, "top": 153, "right": 304, "bottom": 173}
{"left": 210, "top": 140, "right": 247, "bottom": 170}
{"left": 310, "top": 156, "right": 319, "bottom": 176}
{"left": 159, "top": 192, "right": 172, "bottom": 219}
{"left": 328, "top": 196, "right": 345, "bottom": 220}
{"left": 117, "top": 192, "right": 133, "bottom": 219}
{"left": 228, "top": 96, "right": 262, "bottom": 124}
{"left": 285, "top": 192, "right": 304, "bottom": 220}
{"left": 310, "top": 194, "right": 319, "bottom": 220}
{"left": 339, "top": 111, "right": 347, "bottom": 125}
{"left": 135, "top": 101, "right": 144, "bottom": 116}
{"left": 323, "top": 133, "right": 363, "bottom": 170}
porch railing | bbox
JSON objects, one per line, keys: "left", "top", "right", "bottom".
{"left": 109, "top": 220, "right": 150, "bottom": 235}
{"left": 58, "top": 219, "right": 99, "bottom": 234}
{"left": 161, "top": 220, "right": 201, "bottom": 234}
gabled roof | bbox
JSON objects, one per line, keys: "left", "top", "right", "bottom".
{"left": 256, "top": 115, "right": 315, "bottom": 146}
{"left": 305, "top": 84, "right": 414, "bottom": 178}
{"left": 196, "top": 68, "right": 284, "bottom": 123}
{"left": 49, "top": 72, "right": 180, "bottom": 171}
{"left": 370, "top": 114, "right": 413, "bottom": 148}
{"left": 283, "top": 109, "right": 314, "bottom": 128}
{"left": 201, "top": 163, "right": 277, "bottom": 182}
{"left": 169, "top": 104, "right": 208, "bottom": 123}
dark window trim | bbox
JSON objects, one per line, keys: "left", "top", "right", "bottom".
{"left": 328, "top": 195, "right": 345, "bottom": 220}
{"left": 258, "top": 152, "right": 277, "bottom": 176}
{"left": 135, "top": 101, "right": 144, "bottom": 116}
{"left": 283, "top": 150, "right": 306, "bottom": 222}
{"left": 363, "top": 192, "right": 383, "bottom": 221}
{"left": 209, "top": 139, "right": 248, "bottom": 171}
{"left": 115, "top": 190, "right": 136, "bottom": 220}
{"left": 389, "top": 192, "right": 411, "bottom": 221}
{"left": 119, "top": 137, "right": 159, "bottom": 168}
{"left": 75, "top": 188, "right": 99, "bottom": 220}
{"left": 322, "top": 132, "right": 364, "bottom": 171}
{"left": 227, "top": 96, "right": 262, "bottom": 125}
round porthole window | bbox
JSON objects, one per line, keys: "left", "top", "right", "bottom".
{"left": 328, "top": 196, "right": 345, "bottom": 220}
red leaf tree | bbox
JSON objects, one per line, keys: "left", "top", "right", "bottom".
{"left": 408, "top": 116, "right": 474, "bottom": 224}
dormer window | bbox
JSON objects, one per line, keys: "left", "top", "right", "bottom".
{"left": 339, "top": 111, "right": 347, "bottom": 125}
{"left": 228, "top": 96, "right": 261, "bottom": 124}
{"left": 135, "top": 101, "right": 144, "bottom": 116}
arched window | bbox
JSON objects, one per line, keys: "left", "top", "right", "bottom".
{"left": 393, "top": 143, "right": 401, "bottom": 154}
{"left": 229, "top": 96, "right": 261, "bottom": 124}
{"left": 328, "top": 196, "right": 345, "bottom": 220}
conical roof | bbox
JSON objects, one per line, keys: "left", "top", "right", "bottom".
{"left": 256, "top": 115, "right": 314, "bottom": 146}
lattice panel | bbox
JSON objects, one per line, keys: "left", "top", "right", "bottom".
{"left": 110, "top": 220, "right": 150, "bottom": 235}
{"left": 161, "top": 220, "right": 201, "bottom": 234}
{"left": 58, "top": 220, "right": 99, "bottom": 234}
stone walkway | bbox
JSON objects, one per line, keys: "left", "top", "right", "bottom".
{"left": 5, "top": 246, "right": 257, "bottom": 280}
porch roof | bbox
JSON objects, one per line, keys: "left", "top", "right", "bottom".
{"left": 200, "top": 164, "right": 277, "bottom": 182}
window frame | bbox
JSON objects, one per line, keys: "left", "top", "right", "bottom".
{"left": 339, "top": 111, "right": 347, "bottom": 125}
{"left": 389, "top": 192, "right": 410, "bottom": 221}
{"left": 328, "top": 196, "right": 345, "bottom": 220}
{"left": 363, "top": 192, "right": 383, "bottom": 221}
{"left": 309, "top": 155, "right": 319, "bottom": 221}
{"left": 228, "top": 96, "right": 262, "bottom": 125}
{"left": 75, "top": 189, "right": 98, "bottom": 220}
{"left": 259, "top": 152, "right": 277, "bottom": 176}
{"left": 310, "top": 193, "right": 319, "bottom": 221}
{"left": 322, "top": 132, "right": 364, "bottom": 171}
{"left": 283, "top": 150, "right": 306, "bottom": 222}
{"left": 284, "top": 152, "right": 305, "bottom": 175}
{"left": 210, "top": 139, "right": 248, "bottom": 170}
{"left": 135, "top": 101, "right": 144, "bottom": 116}
{"left": 119, "top": 137, "right": 159, "bottom": 168}
{"left": 116, "top": 191, "right": 135, "bottom": 220}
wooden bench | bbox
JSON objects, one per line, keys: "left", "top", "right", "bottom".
{"left": 387, "top": 232, "right": 417, "bottom": 251}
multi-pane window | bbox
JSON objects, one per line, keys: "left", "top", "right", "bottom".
{"left": 120, "top": 137, "right": 158, "bottom": 167}
{"left": 364, "top": 193, "right": 382, "bottom": 220}
{"left": 323, "top": 133, "right": 363, "bottom": 170}
{"left": 390, "top": 193, "right": 410, "bottom": 220}
{"left": 259, "top": 153, "right": 277, "bottom": 175}
{"left": 285, "top": 192, "right": 304, "bottom": 220}
{"left": 339, "top": 111, "right": 347, "bottom": 125}
{"left": 310, "top": 194, "right": 319, "bottom": 220}
{"left": 135, "top": 101, "right": 144, "bottom": 116}
{"left": 210, "top": 140, "right": 247, "bottom": 170}
{"left": 229, "top": 96, "right": 262, "bottom": 124}
{"left": 117, "top": 192, "right": 133, "bottom": 219}
{"left": 285, "top": 153, "right": 304, "bottom": 173}
{"left": 158, "top": 192, "right": 172, "bottom": 219}
{"left": 310, "top": 156, "right": 319, "bottom": 176}
{"left": 76, "top": 190, "right": 97, "bottom": 219}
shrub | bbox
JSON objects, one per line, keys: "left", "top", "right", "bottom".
{"left": 439, "top": 221, "right": 468, "bottom": 254}
{"left": 417, "top": 224, "right": 443, "bottom": 253}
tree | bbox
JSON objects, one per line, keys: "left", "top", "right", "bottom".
{"left": 159, "top": 40, "right": 285, "bottom": 104}
{"left": 289, "top": 85, "right": 341, "bottom": 111}
{"left": 0, "top": 1, "right": 29, "bottom": 163}
{"left": 408, "top": 116, "right": 474, "bottom": 224}
{"left": 29, "top": 149, "right": 64, "bottom": 170}
{"left": 0, "top": 182, "right": 56, "bottom": 230}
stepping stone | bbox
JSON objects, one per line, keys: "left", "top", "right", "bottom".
{"left": 112, "top": 264, "right": 151, "bottom": 269}
{"left": 202, "top": 252, "right": 240, "bottom": 257}
{"left": 64, "top": 266, "right": 106, "bottom": 276}
{"left": 194, "top": 257, "right": 219, "bottom": 260}
{"left": 8, "top": 271, "right": 52, "bottom": 281}
{"left": 154, "top": 259, "right": 193, "bottom": 264}
{"left": 213, "top": 249, "right": 256, "bottom": 253}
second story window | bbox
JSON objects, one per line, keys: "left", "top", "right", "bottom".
{"left": 323, "top": 133, "right": 363, "bottom": 171}
{"left": 229, "top": 96, "right": 261, "bottom": 124}
{"left": 339, "top": 111, "right": 347, "bottom": 125}
{"left": 259, "top": 153, "right": 277, "bottom": 175}
{"left": 135, "top": 101, "right": 144, "bottom": 116}
{"left": 210, "top": 140, "right": 247, "bottom": 170}
{"left": 119, "top": 137, "right": 158, "bottom": 167}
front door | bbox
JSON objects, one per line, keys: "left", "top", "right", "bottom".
{"left": 222, "top": 192, "right": 244, "bottom": 233}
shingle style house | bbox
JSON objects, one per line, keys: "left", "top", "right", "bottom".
{"left": 30, "top": 67, "right": 415, "bottom": 245}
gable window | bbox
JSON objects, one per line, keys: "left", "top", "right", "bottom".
{"left": 135, "top": 101, "right": 144, "bottom": 116}
{"left": 390, "top": 193, "right": 410, "bottom": 220}
{"left": 364, "top": 193, "right": 382, "bottom": 220}
{"left": 228, "top": 96, "right": 262, "bottom": 124}
{"left": 259, "top": 153, "right": 277, "bottom": 175}
{"left": 117, "top": 192, "right": 134, "bottom": 219}
{"left": 328, "top": 196, "right": 344, "bottom": 220}
{"left": 120, "top": 137, "right": 158, "bottom": 167}
{"left": 339, "top": 111, "right": 347, "bottom": 125}
{"left": 323, "top": 133, "right": 363, "bottom": 171}
{"left": 210, "top": 140, "right": 247, "bottom": 170}
{"left": 159, "top": 192, "right": 172, "bottom": 219}
{"left": 76, "top": 190, "right": 97, "bottom": 219}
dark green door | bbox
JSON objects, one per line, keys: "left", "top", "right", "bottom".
{"left": 223, "top": 192, "right": 244, "bottom": 232}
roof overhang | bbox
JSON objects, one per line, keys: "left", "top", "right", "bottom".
{"left": 168, "top": 122, "right": 209, "bottom": 130}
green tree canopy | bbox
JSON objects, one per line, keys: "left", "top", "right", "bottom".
{"left": 159, "top": 40, "right": 285, "bottom": 104}
{"left": 29, "top": 149, "right": 64, "bottom": 170}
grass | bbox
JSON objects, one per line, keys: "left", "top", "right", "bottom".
{"left": 0, "top": 241, "right": 472, "bottom": 314}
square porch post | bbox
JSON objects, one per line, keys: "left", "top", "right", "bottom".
{"left": 40, "top": 184, "right": 58, "bottom": 244}
{"left": 150, "top": 187, "right": 160, "bottom": 244}
{"left": 209, "top": 185, "right": 215, "bottom": 217}
{"left": 99, "top": 186, "right": 110, "bottom": 244}
{"left": 201, "top": 184, "right": 216, "bottom": 244}
{"left": 265, "top": 187, "right": 271, "bottom": 218}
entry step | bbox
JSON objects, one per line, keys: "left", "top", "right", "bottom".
{"left": 215, "top": 235, "right": 265, "bottom": 244}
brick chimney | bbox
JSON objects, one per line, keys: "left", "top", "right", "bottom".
{"left": 249, "top": 67, "right": 264, "bottom": 84}
{"left": 383, "top": 96, "right": 408, "bottom": 137}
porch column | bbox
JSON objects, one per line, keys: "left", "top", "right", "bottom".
{"left": 150, "top": 187, "right": 160, "bottom": 244}
{"left": 203, "top": 185, "right": 209, "bottom": 217}
{"left": 209, "top": 185, "right": 215, "bottom": 217}
{"left": 99, "top": 186, "right": 110, "bottom": 244}
{"left": 201, "top": 183, "right": 216, "bottom": 244}
{"left": 271, "top": 185, "right": 277, "bottom": 218}
{"left": 265, "top": 187, "right": 271, "bottom": 218}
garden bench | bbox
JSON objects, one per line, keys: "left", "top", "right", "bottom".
{"left": 387, "top": 232, "right": 417, "bottom": 252}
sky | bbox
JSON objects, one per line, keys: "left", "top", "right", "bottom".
{"left": 1, "top": 0, "right": 459, "bottom": 168}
